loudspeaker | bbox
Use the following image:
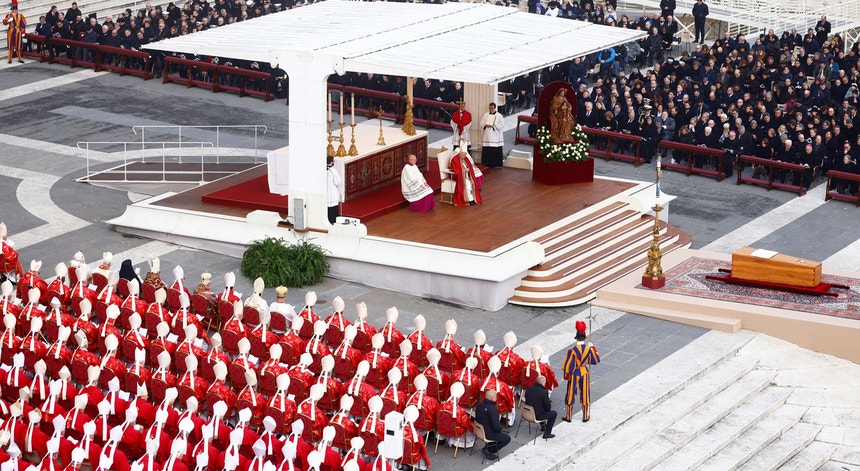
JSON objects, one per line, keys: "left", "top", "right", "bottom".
{"left": 292, "top": 197, "right": 306, "bottom": 230}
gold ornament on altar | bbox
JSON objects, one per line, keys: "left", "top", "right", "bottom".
{"left": 348, "top": 92, "right": 358, "bottom": 156}
{"left": 336, "top": 93, "right": 347, "bottom": 157}
{"left": 326, "top": 120, "right": 335, "bottom": 158}
{"left": 401, "top": 98, "right": 416, "bottom": 136}
{"left": 377, "top": 106, "right": 386, "bottom": 146}
{"left": 326, "top": 90, "right": 335, "bottom": 157}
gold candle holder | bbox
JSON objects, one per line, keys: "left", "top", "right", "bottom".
{"left": 377, "top": 106, "right": 386, "bottom": 146}
{"left": 348, "top": 123, "right": 358, "bottom": 156}
{"left": 326, "top": 119, "right": 335, "bottom": 158}
{"left": 336, "top": 121, "right": 347, "bottom": 157}
{"left": 401, "top": 99, "right": 416, "bottom": 136}
{"left": 642, "top": 158, "right": 665, "bottom": 289}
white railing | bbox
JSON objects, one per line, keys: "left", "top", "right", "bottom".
{"left": 77, "top": 141, "right": 218, "bottom": 183}
{"left": 131, "top": 124, "right": 268, "bottom": 165}
{"left": 77, "top": 124, "right": 269, "bottom": 184}
{"left": 621, "top": 0, "right": 860, "bottom": 37}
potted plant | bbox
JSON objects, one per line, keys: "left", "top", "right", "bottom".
{"left": 241, "top": 237, "right": 329, "bottom": 288}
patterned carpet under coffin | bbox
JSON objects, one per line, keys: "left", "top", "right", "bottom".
{"left": 650, "top": 257, "right": 860, "bottom": 320}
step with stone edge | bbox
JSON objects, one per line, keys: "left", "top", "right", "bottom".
{"left": 606, "top": 369, "right": 778, "bottom": 471}
{"left": 484, "top": 330, "right": 757, "bottom": 471}
{"left": 698, "top": 404, "right": 809, "bottom": 471}
{"left": 651, "top": 386, "right": 794, "bottom": 471}
{"left": 777, "top": 441, "right": 838, "bottom": 471}
{"left": 572, "top": 355, "right": 760, "bottom": 471}
{"left": 736, "top": 422, "right": 821, "bottom": 471}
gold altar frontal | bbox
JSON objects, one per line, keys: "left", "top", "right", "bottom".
{"left": 333, "top": 122, "right": 428, "bottom": 200}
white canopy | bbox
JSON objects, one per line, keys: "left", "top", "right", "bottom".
{"left": 146, "top": 0, "right": 645, "bottom": 84}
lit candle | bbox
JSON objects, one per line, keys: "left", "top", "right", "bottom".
{"left": 328, "top": 91, "right": 332, "bottom": 122}
{"left": 340, "top": 94, "right": 344, "bottom": 123}
{"left": 351, "top": 93, "right": 355, "bottom": 125}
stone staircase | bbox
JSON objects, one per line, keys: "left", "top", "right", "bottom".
{"left": 487, "top": 329, "right": 848, "bottom": 471}
{"left": 508, "top": 200, "right": 691, "bottom": 307}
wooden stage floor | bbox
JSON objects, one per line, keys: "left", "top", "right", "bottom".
{"left": 152, "top": 164, "right": 637, "bottom": 253}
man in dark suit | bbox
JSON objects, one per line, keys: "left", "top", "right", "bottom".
{"left": 524, "top": 375, "right": 557, "bottom": 439}
{"left": 474, "top": 390, "right": 511, "bottom": 460}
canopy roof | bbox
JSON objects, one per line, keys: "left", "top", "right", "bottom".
{"left": 146, "top": 0, "right": 645, "bottom": 84}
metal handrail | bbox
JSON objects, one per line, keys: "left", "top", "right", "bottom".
{"left": 131, "top": 124, "right": 268, "bottom": 164}
{"left": 77, "top": 141, "right": 215, "bottom": 183}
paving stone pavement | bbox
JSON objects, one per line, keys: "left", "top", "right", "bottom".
{"left": 0, "top": 59, "right": 858, "bottom": 470}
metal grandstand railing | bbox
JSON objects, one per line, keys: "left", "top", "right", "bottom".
{"left": 76, "top": 124, "right": 269, "bottom": 184}
{"left": 619, "top": 0, "right": 860, "bottom": 45}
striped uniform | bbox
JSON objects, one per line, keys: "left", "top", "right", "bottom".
{"left": 561, "top": 341, "right": 600, "bottom": 420}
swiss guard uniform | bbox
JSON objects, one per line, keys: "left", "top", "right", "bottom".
{"left": 561, "top": 320, "right": 600, "bottom": 422}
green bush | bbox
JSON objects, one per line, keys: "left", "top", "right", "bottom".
{"left": 241, "top": 237, "right": 329, "bottom": 288}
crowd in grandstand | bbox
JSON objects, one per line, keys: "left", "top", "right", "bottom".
{"left": 21, "top": 0, "right": 860, "bottom": 193}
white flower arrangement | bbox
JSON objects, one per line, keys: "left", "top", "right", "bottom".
{"left": 536, "top": 124, "right": 590, "bottom": 163}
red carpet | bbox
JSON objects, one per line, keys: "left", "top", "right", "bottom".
{"left": 202, "top": 175, "right": 291, "bottom": 212}
{"left": 201, "top": 160, "right": 448, "bottom": 222}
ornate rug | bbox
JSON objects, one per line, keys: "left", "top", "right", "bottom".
{"left": 652, "top": 257, "right": 860, "bottom": 320}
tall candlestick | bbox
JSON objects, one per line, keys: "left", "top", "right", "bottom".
{"left": 328, "top": 91, "right": 332, "bottom": 122}
{"left": 351, "top": 93, "right": 355, "bottom": 125}
{"left": 339, "top": 94, "right": 344, "bottom": 123}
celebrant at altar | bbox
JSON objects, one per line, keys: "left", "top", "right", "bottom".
{"left": 401, "top": 154, "right": 436, "bottom": 212}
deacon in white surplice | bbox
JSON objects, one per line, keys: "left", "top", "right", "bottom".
{"left": 400, "top": 154, "right": 436, "bottom": 213}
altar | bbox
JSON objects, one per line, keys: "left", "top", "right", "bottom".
{"left": 267, "top": 122, "right": 428, "bottom": 201}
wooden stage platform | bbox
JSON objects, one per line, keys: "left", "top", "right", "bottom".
{"left": 110, "top": 158, "right": 655, "bottom": 310}
{"left": 151, "top": 162, "right": 638, "bottom": 253}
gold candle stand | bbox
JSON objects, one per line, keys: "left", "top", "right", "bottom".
{"left": 377, "top": 106, "right": 386, "bottom": 146}
{"left": 326, "top": 119, "right": 335, "bottom": 157}
{"left": 336, "top": 121, "right": 347, "bottom": 157}
{"left": 348, "top": 123, "right": 358, "bottom": 156}
{"left": 642, "top": 158, "right": 665, "bottom": 289}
